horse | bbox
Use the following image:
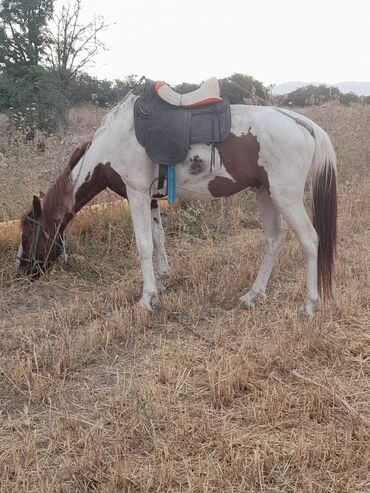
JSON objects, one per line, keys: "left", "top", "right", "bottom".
{"left": 16, "top": 87, "right": 337, "bottom": 316}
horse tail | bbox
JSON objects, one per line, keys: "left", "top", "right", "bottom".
{"left": 311, "top": 127, "right": 337, "bottom": 297}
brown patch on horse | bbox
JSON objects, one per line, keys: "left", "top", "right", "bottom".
{"left": 74, "top": 162, "right": 127, "bottom": 214}
{"left": 209, "top": 132, "right": 269, "bottom": 197}
{"left": 312, "top": 161, "right": 337, "bottom": 297}
{"left": 42, "top": 169, "right": 73, "bottom": 232}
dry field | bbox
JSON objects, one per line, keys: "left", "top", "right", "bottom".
{"left": 0, "top": 103, "right": 369, "bottom": 492}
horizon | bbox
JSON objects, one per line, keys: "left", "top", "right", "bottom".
{"left": 54, "top": 0, "right": 370, "bottom": 88}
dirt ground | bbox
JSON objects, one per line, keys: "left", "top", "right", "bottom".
{"left": 0, "top": 103, "right": 369, "bottom": 492}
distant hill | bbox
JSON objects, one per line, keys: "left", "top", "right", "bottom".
{"left": 272, "top": 81, "right": 370, "bottom": 96}
{"left": 272, "top": 81, "right": 314, "bottom": 95}
{"left": 334, "top": 82, "right": 370, "bottom": 96}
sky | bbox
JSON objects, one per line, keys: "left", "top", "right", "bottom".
{"left": 55, "top": 0, "right": 370, "bottom": 87}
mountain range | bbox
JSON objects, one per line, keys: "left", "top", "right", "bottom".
{"left": 272, "top": 81, "right": 370, "bottom": 96}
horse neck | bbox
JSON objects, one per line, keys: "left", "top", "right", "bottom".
{"left": 60, "top": 96, "right": 134, "bottom": 230}
{"left": 67, "top": 98, "right": 134, "bottom": 216}
{"left": 71, "top": 162, "right": 107, "bottom": 215}
{"left": 43, "top": 168, "right": 74, "bottom": 234}
{"left": 41, "top": 152, "right": 95, "bottom": 233}
{"left": 69, "top": 158, "right": 128, "bottom": 221}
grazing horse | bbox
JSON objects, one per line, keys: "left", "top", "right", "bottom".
{"left": 16, "top": 90, "right": 337, "bottom": 316}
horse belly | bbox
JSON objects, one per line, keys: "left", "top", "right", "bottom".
{"left": 175, "top": 144, "right": 233, "bottom": 200}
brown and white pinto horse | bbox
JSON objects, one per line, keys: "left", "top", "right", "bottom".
{"left": 17, "top": 95, "right": 337, "bottom": 315}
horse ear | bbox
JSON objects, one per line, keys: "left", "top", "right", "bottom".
{"left": 39, "top": 191, "right": 46, "bottom": 199}
{"left": 32, "top": 195, "right": 42, "bottom": 218}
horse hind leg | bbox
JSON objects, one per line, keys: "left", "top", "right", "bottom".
{"left": 271, "top": 191, "right": 319, "bottom": 316}
{"left": 240, "top": 189, "right": 283, "bottom": 308}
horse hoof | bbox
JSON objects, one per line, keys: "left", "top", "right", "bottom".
{"left": 299, "top": 305, "right": 315, "bottom": 318}
{"left": 151, "top": 293, "right": 160, "bottom": 307}
{"left": 139, "top": 298, "right": 153, "bottom": 312}
{"left": 300, "top": 298, "right": 318, "bottom": 317}
{"left": 139, "top": 292, "right": 159, "bottom": 312}
{"left": 239, "top": 295, "right": 255, "bottom": 310}
{"left": 239, "top": 291, "right": 266, "bottom": 309}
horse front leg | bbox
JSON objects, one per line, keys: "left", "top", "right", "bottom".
{"left": 127, "top": 187, "right": 158, "bottom": 311}
{"left": 151, "top": 200, "right": 170, "bottom": 293}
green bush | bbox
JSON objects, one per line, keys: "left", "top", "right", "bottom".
{"left": 0, "top": 65, "right": 60, "bottom": 132}
{"left": 283, "top": 84, "right": 366, "bottom": 107}
{"left": 220, "top": 73, "right": 268, "bottom": 104}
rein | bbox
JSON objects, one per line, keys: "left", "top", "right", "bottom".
{"left": 43, "top": 218, "right": 65, "bottom": 268}
{"left": 28, "top": 216, "right": 42, "bottom": 263}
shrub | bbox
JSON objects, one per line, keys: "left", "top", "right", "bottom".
{"left": 0, "top": 65, "right": 60, "bottom": 132}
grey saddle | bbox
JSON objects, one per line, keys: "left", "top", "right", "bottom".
{"left": 134, "top": 78, "right": 231, "bottom": 165}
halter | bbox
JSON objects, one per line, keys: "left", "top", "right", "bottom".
{"left": 17, "top": 216, "right": 65, "bottom": 270}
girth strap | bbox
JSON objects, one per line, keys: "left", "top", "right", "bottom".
{"left": 158, "top": 164, "right": 167, "bottom": 190}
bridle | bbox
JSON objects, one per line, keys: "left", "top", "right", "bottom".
{"left": 17, "top": 215, "right": 66, "bottom": 271}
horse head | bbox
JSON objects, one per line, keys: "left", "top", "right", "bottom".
{"left": 16, "top": 193, "right": 66, "bottom": 279}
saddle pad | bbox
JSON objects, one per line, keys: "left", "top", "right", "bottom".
{"left": 155, "top": 78, "right": 222, "bottom": 107}
{"left": 134, "top": 79, "right": 231, "bottom": 165}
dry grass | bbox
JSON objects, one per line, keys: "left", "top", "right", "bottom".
{"left": 0, "top": 103, "right": 369, "bottom": 492}
{"left": 0, "top": 104, "right": 110, "bottom": 222}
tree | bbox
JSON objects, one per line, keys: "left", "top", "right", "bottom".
{"left": 65, "top": 74, "right": 141, "bottom": 108}
{"left": 284, "top": 85, "right": 341, "bottom": 107}
{"left": 0, "top": 65, "right": 59, "bottom": 131}
{"left": 0, "top": 0, "right": 54, "bottom": 67}
{"left": 220, "top": 73, "right": 268, "bottom": 105}
{"left": 0, "top": 0, "right": 109, "bottom": 131}
{"left": 0, "top": 0, "right": 58, "bottom": 132}
{"left": 173, "top": 82, "right": 199, "bottom": 94}
{"left": 47, "top": 0, "right": 108, "bottom": 122}
{"left": 339, "top": 91, "right": 359, "bottom": 106}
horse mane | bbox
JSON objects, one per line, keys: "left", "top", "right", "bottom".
{"left": 68, "top": 141, "right": 90, "bottom": 170}
{"left": 42, "top": 141, "right": 90, "bottom": 232}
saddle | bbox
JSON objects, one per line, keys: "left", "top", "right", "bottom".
{"left": 134, "top": 78, "right": 231, "bottom": 165}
